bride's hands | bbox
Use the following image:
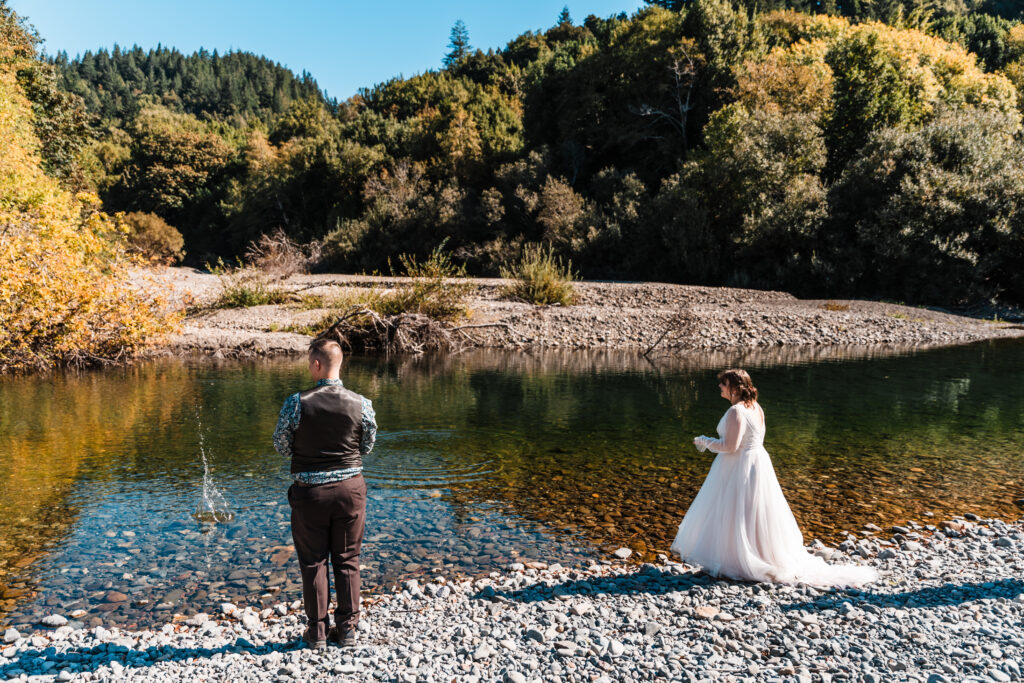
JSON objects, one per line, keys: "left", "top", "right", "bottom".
{"left": 693, "top": 436, "right": 709, "bottom": 452}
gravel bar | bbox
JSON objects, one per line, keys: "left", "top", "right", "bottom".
{"left": 135, "top": 268, "right": 1024, "bottom": 358}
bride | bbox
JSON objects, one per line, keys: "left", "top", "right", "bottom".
{"left": 671, "top": 369, "right": 877, "bottom": 587}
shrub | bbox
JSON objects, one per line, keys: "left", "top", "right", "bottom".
{"left": 499, "top": 244, "right": 577, "bottom": 306}
{"left": 244, "top": 228, "right": 320, "bottom": 279}
{"left": 380, "top": 242, "right": 473, "bottom": 321}
{"left": 1, "top": 8, "right": 172, "bottom": 372}
{"left": 291, "top": 244, "right": 473, "bottom": 337}
{"left": 121, "top": 211, "right": 185, "bottom": 264}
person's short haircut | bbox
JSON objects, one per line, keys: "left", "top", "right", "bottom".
{"left": 308, "top": 338, "right": 343, "bottom": 366}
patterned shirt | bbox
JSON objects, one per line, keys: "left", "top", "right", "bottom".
{"left": 272, "top": 378, "right": 377, "bottom": 484}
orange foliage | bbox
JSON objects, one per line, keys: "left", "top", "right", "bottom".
{"left": 0, "top": 36, "right": 174, "bottom": 372}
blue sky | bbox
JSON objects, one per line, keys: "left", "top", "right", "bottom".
{"left": 11, "top": 0, "right": 647, "bottom": 100}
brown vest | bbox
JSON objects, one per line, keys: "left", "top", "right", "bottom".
{"left": 290, "top": 383, "right": 365, "bottom": 474}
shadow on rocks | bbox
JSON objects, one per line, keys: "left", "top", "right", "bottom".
{"left": 781, "top": 578, "right": 1024, "bottom": 613}
{"left": 473, "top": 565, "right": 720, "bottom": 603}
{"left": 6, "top": 635, "right": 304, "bottom": 676}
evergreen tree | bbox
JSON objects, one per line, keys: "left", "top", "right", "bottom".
{"left": 444, "top": 20, "right": 473, "bottom": 67}
{"left": 54, "top": 47, "right": 333, "bottom": 126}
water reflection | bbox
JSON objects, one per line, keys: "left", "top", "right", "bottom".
{"left": 0, "top": 340, "right": 1022, "bottom": 629}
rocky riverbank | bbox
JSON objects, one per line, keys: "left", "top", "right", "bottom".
{"left": 4, "top": 513, "right": 1023, "bottom": 682}
{"left": 138, "top": 267, "right": 1024, "bottom": 358}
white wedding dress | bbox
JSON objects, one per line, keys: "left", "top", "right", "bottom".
{"left": 670, "top": 402, "right": 877, "bottom": 587}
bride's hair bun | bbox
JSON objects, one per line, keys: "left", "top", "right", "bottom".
{"left": 718, "top": 369, "right": 758, "bottom": 405}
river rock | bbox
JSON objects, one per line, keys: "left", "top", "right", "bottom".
{"left": 695, "top": 606, "right": 720, "bottom": 620}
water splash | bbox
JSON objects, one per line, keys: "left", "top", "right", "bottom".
{"left": 193, "top": 408, "right": 234, "bottom": 524}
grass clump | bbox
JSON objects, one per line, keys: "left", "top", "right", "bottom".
{"left": 499, "top": 244, "right": 577, "bottom": 306}
{"left": 207, "top": 259, "right": 292, "bottom": 309}
{"left": 380, "top": 243, "right": 472, "bottom": 322}
{"left": 823, "top": 300, "right": 850, "bottom": 311}
{"left": 216, "top": 278, "right": 292, "bottom": 308}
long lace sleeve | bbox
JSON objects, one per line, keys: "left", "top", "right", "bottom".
{"left": 697, "top": 407, "right": 746, "bottom": 454}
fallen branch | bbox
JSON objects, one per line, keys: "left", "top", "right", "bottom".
{"left": 643, "top": 310, "right": 694, "bottom": 358}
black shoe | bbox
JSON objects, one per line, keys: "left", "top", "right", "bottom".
{"left": 328, "top": 625, "right": 356, "bottom": 648}
{"left": 302, "top": 627, "right": 326, "bottom": 650}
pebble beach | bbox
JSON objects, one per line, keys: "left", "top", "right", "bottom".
{"left": 3, "top": 513, "right": 1023, "bottom": 682}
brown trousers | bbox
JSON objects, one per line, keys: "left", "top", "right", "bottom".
{"left": 288, "top": 475, "right": 366, "bottom": 639}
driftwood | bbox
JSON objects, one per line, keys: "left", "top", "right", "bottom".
{"left": 642, "top": 310, "right": 696, "bottom": 358}
{"left": 316, "top": 306, "right": 515, "bottom": 355}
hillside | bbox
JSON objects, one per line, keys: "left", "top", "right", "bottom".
{"left": 31, "top": 0, "right": 1024, "bottom": 308}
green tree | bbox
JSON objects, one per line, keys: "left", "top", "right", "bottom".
{"left": 108, "top": 106, "right": 234, "bottom": 240}
{"left": 824, "top": 108, "right": 1024, "bottom": 303}
{"left": 444, "top": 20, "right": 473, "bottom": 68}
{"left": 650, "top": 104, "right": 827, "bottom": 287}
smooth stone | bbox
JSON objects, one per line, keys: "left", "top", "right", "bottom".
{"left": 525, "top": 628, "right": 545, "bottom": 643}
{"left": 3, "top": 628, "right": 20, "bottom": 643}
{"left": 569, "top": 603, "right": 591, "bottom": 616}
{"left": 695, "top": 606, "right": 720, "bottom": 620}
{"left": 104, "top": 591, "right": 129, "bottom": 603}
{"left": 613, "top": 548, "right": 632, "bottom": 560}
{"left": 504, "top": 673, "right": 527, "bottom": 683}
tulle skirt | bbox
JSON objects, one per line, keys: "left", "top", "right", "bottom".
{"left": 671, "top": 446, "right": 877, "bottom": 588}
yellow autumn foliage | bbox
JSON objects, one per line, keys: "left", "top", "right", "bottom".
{"left": 743, "top": 12, "right": 1019, "bottom": 123}
{"left": 0, "top": 32, "right": 172, "bottom": 372}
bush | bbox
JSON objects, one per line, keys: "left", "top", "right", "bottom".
{"left": 499, "top": 244, "right": 577, "bottom": 306}
{"left": 244, "top": 228, "right": 320, "bottom": 278}
{"left": 1, "top": 7, "right": 172, "bottom": 372}
{"left": 122, "top": 211, "right": 185, "bottom": 264}
{"left": 380, "top": 242, "right": 473, "bottom": 321}
{"left": 292, "top": 243, "right": 473, "bottom": 337}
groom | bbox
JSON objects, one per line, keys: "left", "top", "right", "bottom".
{"left": 272, "top": 338, "right": 377, "bottom": 649}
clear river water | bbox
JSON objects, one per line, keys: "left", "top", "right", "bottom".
{"left": 1, "top": 341, "right": 1022, "bottom": 629}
